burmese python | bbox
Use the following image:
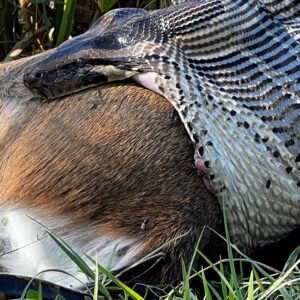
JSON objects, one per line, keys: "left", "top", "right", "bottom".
{"left": 23, "top": 0, "right": 300, "bottom": 251}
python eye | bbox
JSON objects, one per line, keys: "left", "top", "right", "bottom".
{"left": 35, "top": 72, "right": 44, "bottom": 79}
{"left": 76, "top": 58, "right": 85, "bottom": 67}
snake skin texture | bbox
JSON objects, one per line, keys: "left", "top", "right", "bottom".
{"left": 23, "top": 0, "right": 300, "bottom": 252}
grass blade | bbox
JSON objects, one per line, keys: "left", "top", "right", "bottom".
{"left": 258, "top": 259, "right": 300, "bottom": 300}
{"left": 222, "top": 204, "right": 243, "bottom": 300}
{"left": 252, "top": 267, "right": 265, "bottom": 293}
{"left": 181, "top": 258, "right": 191, "bottom": 300}
{"left": 201, "top": 267, "right": 212, "bottom": 300}
{"left": 56, "top": 0, "right": 77, "bottom": 46}
{"left": 197, "top": 250, "right": 238, "bottom": 300}
{"left": 220, "top": 257, "right": 228, "bottom": 299}
{"left": 48, "top": 231, "right": 94, "bottom": 278}
{"left": 282, "top": 245, "right": 300, "bottom": 273}
{"left": 99, "top": 0, "right": 118, "bottom": 13}
{"left": 48, "top": 231, "right": 111, "bottom": 299}
{"left": 53, "top": 0, "right": 65, "bottom": 45}
{"left": 202, "top": 278, "right": 223, "bottom": 300}
{"left": 93, "top": 258, "right": 99, "bottom": 300}
{"left": 246, "top": 270, "right": 254, "bottom": 300}
{"left": 1, "top": 0, "right": 14, "bottom": 55}
{"left": 87, "top": 256, "right": 144, "bottom": 300}
{"left": 208, "top": 228, "right": 278, "bottom": 280}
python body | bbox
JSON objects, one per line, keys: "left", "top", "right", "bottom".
{"left": 24, "top": 0, "right": 300, "bottom": 251}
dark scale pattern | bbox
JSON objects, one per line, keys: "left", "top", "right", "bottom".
{"left": 285, "top": 139, "right": 295, "bottom": 147}
{"left": 23, "top": 0, "right": 300, "bottom": 252}
{"left": 254, "top": 133, "right": 261, "bottom": 143}
{"left": 199, "top": 146, "right": 204, "bottom": 155}
{"left": 262, "top": 137, "right": 269, "bottom": 143}
{"left": 243, "top": 122, "right": 250, "bottom": 129}
{"left": 273, "top": 151, "right": 281, "bottom": 158}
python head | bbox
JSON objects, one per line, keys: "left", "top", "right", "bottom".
{"left": 23, "top": 7, "right": 174, "bottom": 99}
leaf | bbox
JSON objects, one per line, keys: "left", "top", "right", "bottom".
{"left": 181, "top": 259, "right": 191, "bottom": 300}
{"left": 53, "top": 0, "right": 65, "bottom": 45}
{"left": 201, "top": 268, "right": 212, "bottom": 300}
{"left": 56, "top": 0, "right": 77, "bottom": 46}
{"left": 38, "top": 282, "right": 43, "bottom": 300}
{"left": 219, "top": 257, "right": 228, "bottom": 299}
{"left": 87, "top": 256, "right": 144, "bottom": 300}
{"left": 48, "top": 231, "right": 111, "bottom": 298}
{"left": 282, "top": 245, "right": 300, "bottom": 273}
{"left": 204, "top": 280, "right": 223, "bottom": 300}
{"left": 246, "top": 270, "right": 254, "bottom": 300}
{"left": 252, "top": 267, "right": 264, "bottom": 292}
{"left": 93, "top": 258, "right": 99, "bottom": 300}
{"left": 30, "top": 0, "right": 46, "bottom": 3}
{"left": 26, "top": 283, "right": 42, "bottom": 300}
{"left": 228, "top": 274, "right": 235, "bottom": 300}
{"left": 99, "top": 0, "right": 118, "bottom": 13}
{"left": 222, "top": 205, "right": 243, "bottom": 300}
{"left": 258, "top": 259, "right": 300, "bottom": 300}
{"left": 197, "top": 250, "right": 238, "bottom": 300}
{"left": 1, "top": 0, "right": 14, "bottom": 55}
{"left": 26, "top": 290, "right": 40, "bottom": 300}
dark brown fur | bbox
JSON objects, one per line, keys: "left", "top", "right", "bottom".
{"left": 0, "top": 55, "right": 223, "bottom": 285}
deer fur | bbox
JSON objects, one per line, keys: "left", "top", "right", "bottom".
{"left": 0, "top": 54, "right": 223, "bottom": 288}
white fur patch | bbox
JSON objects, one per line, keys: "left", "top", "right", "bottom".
{"left": 133, "top": 72, "right": 163, "bottom": 96}
{"left": 0, "top": 208, "right": 143, "bottom": 289}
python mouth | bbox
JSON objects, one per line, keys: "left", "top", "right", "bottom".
{"left": 23, "top": 58, "right": 139, "bottom": 99}
{"left": 23, "top": 71, "right": 107, "bottom": 99}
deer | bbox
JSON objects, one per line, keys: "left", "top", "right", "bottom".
{"left": 0, "top": 53, "right": 224, "bottom": 289}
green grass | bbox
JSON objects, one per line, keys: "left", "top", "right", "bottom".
{"left": 19, "top": 221, "right": 300, "bottom": 300}
{"left": 20, "top": 213, "right": 300, "bottom": 299}
{"left": 55, "top": 0, "right": 77, "bottom": 46}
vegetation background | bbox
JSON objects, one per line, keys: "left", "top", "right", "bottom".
{"left": 0, "top": 0, "right": 169, "bottom": 62}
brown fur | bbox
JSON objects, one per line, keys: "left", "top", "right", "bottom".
{"left": 0, "top": 54, "right": 223, "bottom": 284}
